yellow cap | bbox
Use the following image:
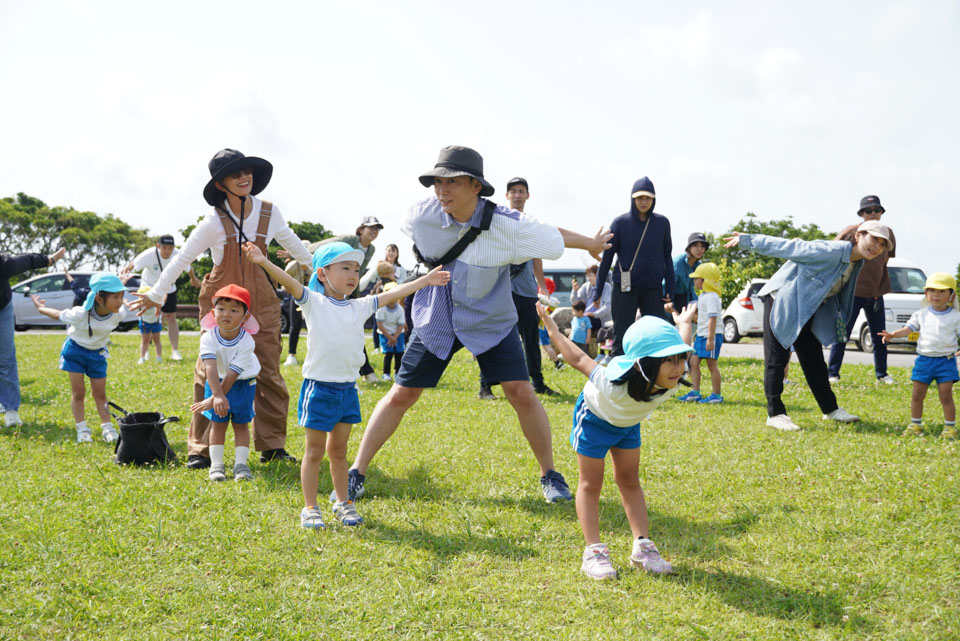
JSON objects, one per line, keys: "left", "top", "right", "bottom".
{"left": 383, "top": 281, "right": 398, "bottom": 292}
{"left": 925, "top": 272, "right": 957, "bottom": 291}
{"left": 689, "top": 262, "right": 721, "bottom": 295}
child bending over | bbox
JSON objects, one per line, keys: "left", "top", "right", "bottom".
{"left": 539, "top": 302, "right": 691, "bottom": 580}
{"left": 31, "top": 273, "right": 128, "bottom": 443}
{"left": 243, "top": 241, "right": 449, "bottom": 529}
{"left": 879, "top": 273, "right": 960, "bottom": 438}
{"left": 678, "top": 262, "right": 724, "bottom": 404}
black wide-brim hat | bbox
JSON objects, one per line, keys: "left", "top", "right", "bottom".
{"left": 203, "top": 148, "right": 274, "bottom": 207}
{"left": 419, "top": 145, "right": 495, "bottom": 198}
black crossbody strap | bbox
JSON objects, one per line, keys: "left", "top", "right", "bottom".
{"left": 414, "top": 200, "right": 495, "bottom": 269}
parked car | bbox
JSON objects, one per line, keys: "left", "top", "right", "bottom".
{"left": 722, "top": 279, "right": 767, "bottom": 343}
{"left": 851, "top": 257, "right": 926, "bottom": 352}
{"left": 11, "top": 271, "right": 141, "bottom": 331}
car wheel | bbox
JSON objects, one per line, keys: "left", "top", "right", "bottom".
{"left": 280, "top": 311, "right": 290, "bottom": 335}
{"left": 723, "top": 317, "right": 741, "bottom": 343}
{"left": 859, "top": 324, "right": 874, "bottom": 354}
{"left": 14, "top": 325, "right": 27, "bottom": 332}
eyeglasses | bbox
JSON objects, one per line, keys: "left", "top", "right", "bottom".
{"left": 861, "top": 208, "right": 883, "bottom": 215}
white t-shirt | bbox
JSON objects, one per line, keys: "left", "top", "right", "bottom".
{"left": 140, "top": 303, "right": 160, "bottom": 325}
{"left": 906, "top": 306, "right": 960, "bottom": 357}
{"left": 695, "top": 291, "right": 722, "bottom": 338}
{"left": 582, "top": 364, "right": 677, "bottom": 428}
{"left": 146, "top": 196, "right": 313, "bottom": 303}
{"left": 133, "top": 247, "right": 180, "bottom": 291}
{"left": 60, "top": 306, "right": 129, "bottom": 350}
{"left": 375, "top": 304, "right": 405, "bottom": 335}
{"left": 198, "top": 327, "right": 260, "bottom": 380}
{"left": 297, "top": 288, "right": 379, "bottom": 383}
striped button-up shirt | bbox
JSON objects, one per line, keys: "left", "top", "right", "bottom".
{"left": 402, "top": 197, "right": 564, "bottom": 359}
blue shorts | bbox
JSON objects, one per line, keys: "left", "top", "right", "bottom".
{"left": 139, "top": 320, "right": 162, "bottom": 334}
{"left": 539, "top": 327, "right": 551, "bottom": 346}
{"left": 911, "top": 355, "right": 959, "bottom": 385}
{"left": 59, "top": 338, "right": 108, "bottom": 379}
{"left": 379, "top": 333, "right": 406, "bottom": 354}
{"left": 570, "top": 393, "right": 641, "bottom": 459}
{"left": 396, "top": 328, "right": 529, "bottom": 389}
{"left": 298, "top": 380, "right": 361, "bottom": 431}
{"left": 693, "top": 334, "right": 723, "bottom": 359}
{"left": 203, "top": 378, "right": 256, "bottom": 424}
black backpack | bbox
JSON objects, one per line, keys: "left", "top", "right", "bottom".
{"left": 109, "top": 402, "right": 179, "bottom": 466}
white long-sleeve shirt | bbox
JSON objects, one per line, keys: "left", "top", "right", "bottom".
{"left": 146, "top": 196, "right": 314, "bottom": 304}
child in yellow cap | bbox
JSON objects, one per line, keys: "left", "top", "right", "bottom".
{"left": 677, "top": 262, "right": 724, "bottom": 404}
{"left": 879, "top": 272, "right": 960, "bottom": 438}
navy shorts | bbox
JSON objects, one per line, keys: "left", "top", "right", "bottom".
{"left": 203, "top": 378, "right": 256, "bottom": 424}
{"left": 396, "top": 328, "right": 529, "bottom": 389}
{"left": 570, "top": 393, "right": 641, "bottom": 459}
{"left": 139, "top": 319, "right": 162, "bottom": 334}
{"left": 161, "top": 290, "right": 178, "bottom": 314}
{"left": 693, "top": 334, "right": 723, "bottom": 359}
{"left": 298, "top": 380, "right": 361, "bottom": 431}
{"left": 59, "top": 338, "right": 108, "bottom": 379}
{"left": 911, "top": 355, "right": 959, "bottom": 385}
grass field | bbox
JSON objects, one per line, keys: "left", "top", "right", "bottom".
{"left": 2, "top": 333, "right": 958, "bottom": 640}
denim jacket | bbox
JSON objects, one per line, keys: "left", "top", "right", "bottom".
{"left": 740, "top": 234, "right": 863, "bottom": 349}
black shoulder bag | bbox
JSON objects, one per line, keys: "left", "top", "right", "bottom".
{"left": 413, "top": 200, "right": 495, "bottom": 269}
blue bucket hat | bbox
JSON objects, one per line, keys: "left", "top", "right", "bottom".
{"left": 83, "top": 273, "right": 127, "bottom": 311}
{"left": 605, "top": 316, "right": 693, "bottom": 382}
{"left": 308, "top": 242, "right": 367, "bottom": 293}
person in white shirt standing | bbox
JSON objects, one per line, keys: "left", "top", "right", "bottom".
{"left": 124, "top": 235, "right": 185, "bottom": 361}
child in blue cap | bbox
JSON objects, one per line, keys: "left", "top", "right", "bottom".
{"left": 242, "top": 240, "right": 449, "bottom": 530}
{"left": 31, "top": 273, "right": 130, "bottom": 443}
{"left": 539, "top": 303, "right": 692, "bottom": 580}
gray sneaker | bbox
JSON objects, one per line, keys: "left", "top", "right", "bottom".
{"left": 540, "top": 469, "right": 573, "bottom": 503}
{"left": 300, "top": 506, "right": 326, "bottom": 530}
{"left": 208, "top": 464, "right": 227, "bottom": 482}
{"left": 76, "top": 426, "right": 93, "bottom": 444}
{"left": 233, "top": 462, "right": 253, "bottom": 482}
{"left": 332, "top": 500, "right": 364, "bottom": 526}
{"left": 630, "top": 538, "right": 673, "bottom": 574}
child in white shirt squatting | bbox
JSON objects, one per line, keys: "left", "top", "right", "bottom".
{"left": 677, "top": 262, "right": 724, "bottom": 404}
{"left": 242, "top": 241, "right": 450, "bottom": 529}
{"left": 376, "top": 282, "right": 406, "bottom": 381}
{"left": 879, "top": 272, "right": 960, "bottom": 438}
{"left": 189, "top": 284, "right": 260, "bottom": 481}
{"left": 135, "top": 285, "right": 163, "bottom": 364}
{"left": 538, "top": 302, "right": 691, "bottom": 580}
{"left": 31, "top": 273, "right": 129, "bottom": 444}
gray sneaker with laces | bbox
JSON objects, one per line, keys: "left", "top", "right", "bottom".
{"left": 233, "top": 462, "right": 253, "bottom": 482}
{"left": 540, "top": 469, "right": 573, "bottom": 503}
{"left": 332, "top": 500, "right": 364, "bottom": 526}
{"left": 630, "top": 538, "right": 673, "bottom": 574}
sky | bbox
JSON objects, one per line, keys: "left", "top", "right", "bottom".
{"left": 1, "top": 0, "right": 958, "bottom": 275}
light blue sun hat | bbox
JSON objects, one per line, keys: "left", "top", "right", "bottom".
{"left": 82, "top": 273, "right": 126, "bottom": 311}
{"left": 604, "top": 316, "right": 693, "bottom": 381}
{"left": 307, "top": 242, "right": 366, "bottom": 293}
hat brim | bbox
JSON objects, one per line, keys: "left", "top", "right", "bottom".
{"left": 203, "top": 156, "right": 273, "bottom": 206}
{"left": 419, "top": 167, "right": 495, "bottom": 197}
{"left": 604, "top": 343, "right": 693, "bottom": 382}
{"left": 318, "top": 248, "right": 367, "bottom": 268}
{"left": 631, "top": 190, "right": 656, "bottom": 199}
{"left": 862, "top": 231, "right": 893, "bottom": 251}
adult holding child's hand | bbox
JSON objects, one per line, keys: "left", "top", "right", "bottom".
{"left": 1, "top": 245, "right": 66, "bottom": 428}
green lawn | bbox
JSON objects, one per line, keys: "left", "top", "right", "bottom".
{"left": 2, "top": 333, "right": 958, "bottom": 640}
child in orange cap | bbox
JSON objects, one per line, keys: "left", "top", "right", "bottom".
{"left": 190, "top": 284, "right": 261, "bottom": 481}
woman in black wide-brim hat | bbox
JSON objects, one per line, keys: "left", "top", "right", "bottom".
{"left": 133, "top": 148, "right": 316, "bottom": 471}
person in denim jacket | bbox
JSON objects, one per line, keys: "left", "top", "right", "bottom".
{"left": 724, "top": 220, "right": 892, "bottom": 431}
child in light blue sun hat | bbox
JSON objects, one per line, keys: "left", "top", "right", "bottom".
{"left": 539, "top": 304, "right": 692, "bottom": 581}
{"left": 31, "top": 273, "right": 130, "bottom": 443}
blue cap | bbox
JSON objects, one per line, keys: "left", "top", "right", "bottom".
{"left": 604, "top": 316, "right": 693, "bottom": 381}
{"left": 82, "top": 273, "right": 126, "bottom": 311}
{"left": 307, "top": 242, "right": 366, "bottom": 293}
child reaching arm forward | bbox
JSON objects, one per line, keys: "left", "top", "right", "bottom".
{"left": 242, "top": 241, "right": 450, "bottom": 529}
{"left": 538, "top": 302, "right": 691, "bottom": 580}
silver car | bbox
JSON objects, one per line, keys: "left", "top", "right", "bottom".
{"left": 11, "top": 271, "right": 140, "bottom": 331}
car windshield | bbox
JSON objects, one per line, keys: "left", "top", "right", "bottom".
{"left": 889, "top": 267, "right": 926, "bottom": 294}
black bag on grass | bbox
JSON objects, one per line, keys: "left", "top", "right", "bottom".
{"left": 108, "top": 402, "right": 179, "bottom": 466}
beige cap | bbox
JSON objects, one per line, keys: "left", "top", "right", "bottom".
{"left": 631, "top": 190, "right": 656, "bottom": 198}
{"left": 856, "top": 220, "right": 893, "bottom": 251}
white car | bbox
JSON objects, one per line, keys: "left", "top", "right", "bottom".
{"left": 722, "top": 279, "right": 767, "bottom": 343}
{"left": 851, "top": 257, "right": 926, "bottom": 352}
{"left": 11, "top": 271, "right": 140, "bottom": 331}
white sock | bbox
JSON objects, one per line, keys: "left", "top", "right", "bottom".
{"left": 210, "top": 444, "right": 225, "bottom": 467}
{"left": 235, "top": 446, "right": 249, "bottom": 466}
{"left": 76, "top": 420, "right": 88, "bottom": 432}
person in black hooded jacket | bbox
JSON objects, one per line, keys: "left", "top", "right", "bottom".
{"left": 594, "top": 177, "right": 674, "bottom": 357}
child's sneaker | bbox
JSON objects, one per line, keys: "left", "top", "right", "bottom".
{"left": 76, "top": 425, "right": 93, "bottom": 443}
{"left": 137, "top": 357, "right": 146, "bottom": 365}
{"left": 677, "top": 390, "right": 702, "bottom": 403}
{"left": 332, "top": 500, "right": 364, "bottom": 526}
{"left": 381, "top": 373, "right": 392, "bottom": 381}
{"left": 155, "top": 356, "right": 162, "bottom": 363}
{"left": 300, "top": 506, "right": 326, "bottom": 530}
{"left": 101, "top": 423, "right": 119, "bottom": 443}
{"left": 283, "top": 354, "right": 298, "bottom": 366}
{"left": 170, "top": 350, "right": 183, "bottom": 362}
{"left": 630, "top": 538, "right": 673, "bottom": 574}
{"left": 208, "top": 464, "right": 227, "bottom": 482}
{"left": 554, "top": 359, "right": 565, "bottom": 371}
{"left": 4, "top": 411, "right": 23, "bottom": 428}
{"left": 877, "top": 375, "right": 896, "bottom": 385}
{"left": 233, "top": 462, "right": 253, "bottom": 481}
{"left": 581, "top": 543, "right": 617, "bottom": 580}
{"left": 698, "top": 393, "right": 723, "bottom": 404}
{"left": 940, "top": 426, "right": 958, "bottom": 440}
{"left": 903, "top": 423, "right": 924, "bottom": 436}
{"left": 329, "top": 468, "right": 365, "bottom": 503}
